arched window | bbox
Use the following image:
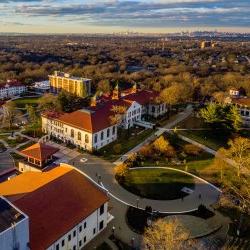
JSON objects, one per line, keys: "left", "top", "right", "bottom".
{"left": 151, "top": 106, "right": 155, "bottom": 113}
{"left": 71, "top": 129, "right": 74, "bottom": 138}
{"left": 85, "top": 134, "right": 89, "bottom": 143}
{"left": 78, "top": 132, "right": 81, "bottom": 140}
{"left": 94, "top": 134, "right": 98, "bottom": 143}
{"left": 101, "top": 131, "right": 104, "bottom": 140}
{"left": 107, "top": 128, "right": 110, "bottom": 138}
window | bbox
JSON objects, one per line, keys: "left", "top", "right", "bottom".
{"left": 73, "top": 230, "right": 76, "bottom": 237}
{"left": 78, "top": 132, "right": 81, "bottom": 140}
{"left": 85, "top": 134, "right": 89, "bottom": 143}
{"left": 100, "top": 204, "right": 104, "bottom": 215}
{"left": 61, "top": 239, "right": 65, "bottom": 247}
{"left": 99, "top": 220, "right": 104, "bottom": 230}
{"left": 71, "top": 129, "right": 74, "bottom": 138}
{"left": 112, "top": 126, "right": 116, "bottom": 135}
{"left": 84, "top": 236, "right": 87, "bottom": 243}
{"left": 73, "top": 246, "right": 76, "bottom": 250}
{"left": 84, "top": 222, "right": 87, "bottom": 228}
{"left": 107, "top": 128, "right": 110, "bottom": 137}
{"left": 56, "top": 244, "right": 59, "bottom": 250}
{"left": 93, "top": 228, "right": 96, "bottom": 235}
{"left": 101, "top": 131, "right": 104, "bottom": 140}
{"left": 151, "top": 106, "right": 155, "bottom": 113}
{"left": 94, "top": 134, "right": 98, "bottom": 143}
{"left": 79, "top": 225, "right": 82, "bottom": 232}
{"left": 79, "top": 240, "right": 82, "bottom": 247}
{"left": 68, "top": 234, "right": 71, "bottom": 241}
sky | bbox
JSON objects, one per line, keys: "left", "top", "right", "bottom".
{"left": 0, "top": 0, "right": 250, "bottom": 34}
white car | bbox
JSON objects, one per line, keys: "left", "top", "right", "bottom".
{"left": 80, "top": 158, "right": 88, "bottom": 163}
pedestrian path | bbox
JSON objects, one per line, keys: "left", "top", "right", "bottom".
{"left": 114, "top": 106, "right": 193, "bottom": 166}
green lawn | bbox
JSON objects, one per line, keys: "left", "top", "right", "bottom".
{"left": 13, "top": 97, "right": 41, "bottom": 108}
{"left": 98, "top": 128, "right": 154, "bottom": 162}
{"left": 177, "top": 116, "right": 230, "bottom": 150}
{"left": 121, "top": 168, "right": 195, "bottom": 200}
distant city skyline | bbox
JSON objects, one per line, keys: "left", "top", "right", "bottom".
{"left": 0, "top": 0, "right": 250, "bottom": 34}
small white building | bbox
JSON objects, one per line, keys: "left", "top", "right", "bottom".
{"left": 0, "top": 196, "right": 29, "bottom": 250}
{"left": 33, "top": 80, "right": 50, "bottom": 93}
{"left": 0, "top": 80, "right": 27, "bottom": 99}
{"left": 0, "top": 164, "right": 112, "bottom": 250}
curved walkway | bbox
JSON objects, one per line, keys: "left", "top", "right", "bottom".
{"left": 71, "top": 154, "right": 221, "bottom": 213}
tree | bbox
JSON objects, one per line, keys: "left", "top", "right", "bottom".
{"left": 143, "top": 217, "right": 198, "bottom": 250}
{"left": 224, "top": 137, "right": 250, "bottom": 177}
{"left": 2, "top": 101, "right": 20, "bottom": 129}
{"left": 97, "top": 79, "right": 111, "bottom": 94}
{"left": 153, "top": 136, "right": 169, "bottom": 154}
{"left": 26, "top": 105, "right": 38, "bottom": 124}
{"left": 226, "top": 105, "right": 242, "bottom": 132}
{"left": 38, "top": 93, "right": 61, "bottom": 112}
{"left": 200, "top": 103, "right": 242, "bottom": 131}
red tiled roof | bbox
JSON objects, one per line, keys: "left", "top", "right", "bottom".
{"left": 43, "top": 99, "right": 132, "bottom": 133}
{"left": 124, "top": 90, "right": 159, "bottom": 105}
{"left": 21, "top": 143, "right": 59, "bottom": 161}
{"left": 0, "top": 166, "right": 109, "bottom": 250}
{"left": 231, "top": 97, "right": 250, "bottom": 107}
{"left": 42, "top": 89, "right": 161, "bottom": 133}
{"left": 0, "top": 80, "right": 24, "bottom": 89}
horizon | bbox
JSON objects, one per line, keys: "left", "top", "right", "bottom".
{"left": 1, "top": 0, "right": 250, "bottom": 34}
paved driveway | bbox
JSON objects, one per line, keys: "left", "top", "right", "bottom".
{"left": 70, "top": 153, "right": 221, "bottom": 214}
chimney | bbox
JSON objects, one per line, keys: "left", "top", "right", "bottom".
{"left": 90, "top": 95, "right": 97, "bottom": 107}
{"left": 112, "top": 84, "right": 120, "bottom": 100}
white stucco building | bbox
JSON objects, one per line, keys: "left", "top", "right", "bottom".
{"left": 42, "top": 85, "right": 167, "bottom": 151}
{"left": 0, "top": 196, "right": 29, "bottom": 250}
{"left": 0, "top": 164, "right": 112, "bottom": 250}
{"left": 0, "top": 80, "right": 27, "bottom": 99}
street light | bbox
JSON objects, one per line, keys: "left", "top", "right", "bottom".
{"left": 136, "top": 198, "right": 139, "bottom": 208}
{"left": 111, "top": 226, "right": 116, "bottom": 239}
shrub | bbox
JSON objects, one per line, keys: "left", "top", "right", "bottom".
{"left": 139, "top": 145, "right": 152, "bottom": 158}
{"left": 153, "top": 136, "right": 169, "bottom": 154}
{"left": 113, "top": 143, "right": 122, "bottom": 154}
{"left": 114, "top": 164, "right": 129, "bottom": 181}
{"left": 184, "top": 144, "right": 202, "bottom": 156}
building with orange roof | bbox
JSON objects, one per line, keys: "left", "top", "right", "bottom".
{"left": 18, "top": 142, "right": 59, "bottom": 173}
{"left": 0, "top": 164, "right": 112, "bottom": 250}
{"left": 41, "top": 84, "right": 167, "bottom": 151}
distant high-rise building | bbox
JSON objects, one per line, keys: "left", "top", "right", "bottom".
{"left": 200, "top": 41, "right": 217, "bottom": 49}
{"left": 49, "top": 71, "right": 91, "bottom": 98}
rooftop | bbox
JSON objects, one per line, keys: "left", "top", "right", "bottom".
{"left": 42, "top": 89, "right": 160, "bottom": 133}
{"left": 21, "top": 142, "right": 59, "bottom": 162}
{"left": 0, "top": 196, "right": 25, "bottom": 234}
{"left": 0, "top": 165, "right": 108, "bottom": 250}
{"left": 231, "top": 97, "right": 250, "bottom": 107}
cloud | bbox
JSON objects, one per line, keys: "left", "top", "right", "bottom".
{"left": 2, "top": 0, "right": 250, "bottom": 29}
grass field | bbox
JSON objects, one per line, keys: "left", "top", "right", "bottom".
{"left": 121, "top": 168, "right": 195, "bottom": 200}
{"left": 13, "top": 97, "right": 41, "bottom": 108}
{"left": 98, "top": 128, "right": 154, "bottom": 162}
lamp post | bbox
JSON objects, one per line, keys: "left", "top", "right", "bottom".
{"left": 136, "top": 198, "right": 139, "bottom": 208}
{"left": 112, "top": 226, "right": 116, "bottom": 239}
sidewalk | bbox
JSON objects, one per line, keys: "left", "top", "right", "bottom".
{"left": 114, "top": 105, "right": 193, "bottom": 166}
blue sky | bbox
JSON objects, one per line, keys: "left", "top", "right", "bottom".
{"left": 0, "top": 0, "right": 250, "bottom": 33}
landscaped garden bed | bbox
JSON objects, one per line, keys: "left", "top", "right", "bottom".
{"left": 96, "top": 127, "right": 154, "bottom": 162}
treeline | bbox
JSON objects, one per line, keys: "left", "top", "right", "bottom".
{"left": 0, "top": 36, "right": 249, "bottom": 101}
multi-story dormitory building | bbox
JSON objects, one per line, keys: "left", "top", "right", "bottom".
{"left": 49, "top": 71, "right": 91, "bottom": 98}
{"left": 42, "top": 84, "right": 167, "bottom": 151}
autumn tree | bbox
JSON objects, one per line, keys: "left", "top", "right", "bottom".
{"left": 143, "top": 217, "right": 199, "bottom": 250}
{"left": 2, "top": 101, "right": 21, "bottom": 129}
{"left": 38, "top": 93, "right": 61, "bottom": 112}
{"left": 97, "top": 79, "right": 111, "bottom": 94}
{"left": 153, "top": 136, "right": 169, "bottom": 154}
